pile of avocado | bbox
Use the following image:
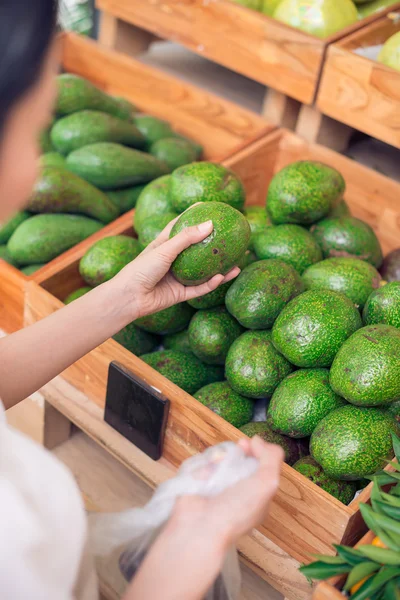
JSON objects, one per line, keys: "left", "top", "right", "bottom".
{"left": 67, "top": 157, "right": 400, "bottom": 506}
{"left": 0, "top": 73, "right": 202, "bottom": 275}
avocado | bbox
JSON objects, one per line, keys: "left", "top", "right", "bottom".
{"left": 302, "top": 257, "right": 381, "bottom": 309}
{"left": 169, "top": 162, "right": 246, "bottom": 213}
{"left": 262, "top": 0, "right": 282, "bottom": 15}
{"left": 135, "top": 303, "right": 195, "bottom": 335}
{"left": 378, "top": 32, "right": 400, "bottom": 71}
{"left": 133, "top": 115, "right": 176, "bottom": 147}
{"left": 272, "top": 289, "right": 362, "bottom": 368}
{"left": 188, "top": 306, "right": 244, "bottom": 365}
{"left": 51, "top": 110, "right": 146, "bottom": 155}
{"left": 358, "top": 0, "right": 396, "bottom": 19}
{"left": 174, "top": 134, "right": 203, "bottom": 159}
{"left": 163, "top": 329, "right": 191, "bottom": 353}
{"left": 39, "top": 126, "right": 55, "bottom": 154}
{"left": 170, "top": 202, "right": 250, "bottom": 285}
{"left": 66, "top": 143, "right": 169, "bottom": 190}
{"left": 310, "top": 216, "right": 383, "bottom": 268}
{"left": 225, "top": 259, "right": 304, "bottom": 329}
{"left": 363, "top": 281, "right": 400, "bottom": 329}
{"left": 267, "top": 161, "right": 345, "bottom": 225}
{"left": 274, "top": 0, "right": 358, "bottom": 38}
{"left": 39, "top": 152, "right": 67, "bottom": 169}
{"left": 226, "top": 330, "right": 293, "bottom": 399}
{"left": 65, "top": 287, "right": 92, "bottom": 304}
{"left": 150, "top": 138, "right": 198, "bottom": 171}
{"left": 310, "top": 406, "right": 398, "bottom": 480}
{"left": 7, "top": 214, "right": 102, "bottom": 265}
{"left": 293, "top": 457, "right": 357, "bottom": 504}
{"left": 56, "top": 74, "right": 132, "bottom": 121}
{"left": 267, "top": 369, "right": 346, "bottom": 438}
{"left": 141, "top": 350, "right": 224, "bottom": 394}
{"left": 113, "top": 321, "right": 159, "bottom": 355}
{"left": 381, "top": 248, "right": 400, "bottom": 282}
{"left": 194, "top": 381, "right": 254, "bottom": 428}
{"left": 107, "top": 185, "right": 146, "bottom": 214}
{"left": 231, "top": 0, "right": 261, "bottom": 8}
{"left": 240, "top": 422, "right": 306, "bottom": 466}
{"left": 330, "top": 324, "right": 400, "bottom": 407}
{"left": 386, "top": 399, "right": 400, "bottom": 424}
{"left": 21, "top": 264, "right": 46, "bottom": 276}
{"left": 113, "top": 96, "right": 137, "bottom": 116}
{"left": 328, "top": 199, "right": 351, "bottom": 218}
{"left": 138, "top": 212, "right": 178, "bottom": 249}
{"left": 0, "top": 211, "right": 31, "bottom": 244}
{"left": 79, "top": 235, "right": 141, "bottom": 287}
{"left": 28, "top": 167, "right": 119, "bottom": 224}
{"left": 0, "top": 245, "right": 18, "bottom": 267}
{"left": 253, "top": 224, "right": 322, "bottom": 274}
{"left": 134, "top": 175, "right": 173, "bottom": 232}
{"left": 243, "top": 206, "right": 272, "bottom": 249}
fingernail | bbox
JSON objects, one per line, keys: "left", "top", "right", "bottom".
{"left": 198, "top": 220, "right": 213, "bottom": 233}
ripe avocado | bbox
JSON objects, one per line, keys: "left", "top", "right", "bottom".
{"left": 386, "top": 399, "right": 400, "bottom": 424}
{"left": 272, "top": 289, "right": 362, "bottom": 368}
{"left": 225, "top": 330, "right": 293, "bottom": 399}
{"left": 7, "top": 214, "right": 102, "bottom": 265}
{"left": 310, "top": 406, "right": 398, "bottom": 480}
{"left": 330, "top": 324, "right": 400, "bottom": 407}
{"left": 225, "top": 259, "right": 304, "bottom": 329}
{"left": 0, "top": 245, "right": 18, "bottom": 267}
{"left": 141, "top": 350, "right": 223, "bottom": 394}
{"left": 79, "top": 235, "right": 141, "bottom": 287}
{"left": 262, "top": 0, "right": 283, "bottom": 15}
{"left": 113, "top": 96, "right": 137, "bottom": 116}
{"left": 310, "top": 216, "right": 383, "bottom": 268}
{"left": 133, "top": 115, "right": 176, "bottom": 147}
{"left": 243, "top": 206, "right": 272, "bottom": 250}
{"left": 169, "top": 162, "right": 245, "bottom": 213}
{"left": 64, "top": 286, "right": 92, "bottom": 304}
{"left": 378, "top": 31, "right": 400, "bottom": 71}
{"left": 134, "top": 175, "right": 173, "bottom": 232}
{"left": 267, "top": 369, "right": 346, "bottom": 438}
{"left": 28, "top": 167, "right": 119, "bottom": 224}
{"left": 363, "top": 281, "right": 400, "bottom": 329}
{"left": 163, "top": 329, "right": 191, "bottom": 353}
{"left": 113, "top": 322, "right": 159, "bottom": 356}
{"left": 267, "top": 161, "right": 345, "bottom": 225}
{"left": 194, "top": 381, "right": 254, "bottom": 428}
{"left": 39, "top": 152, "right": 67, "bottom": 169}
{"left": 150, "top": 138, "right": 198, "bottom": 171}
{"left": 135, "top": 303, "right": 195, "bottom": 335}
{"left": 240, "top": 422, "right": 307, "bottom": 466}
{"left": 302, "top": 257, "right": 381, "bottom": 309}
{"left": 253, "top": 224, "right": 322, "bottom": 274}
{"left": 39, "top": 125, "right": 55, "bottom": 153}
{"left": 0, "top": 211, "right": 30, "bottom": 244}
{"left": 293, "top": 457, "right": 357, "bottom": 504}
{"left": 170, "top": 202, "right": 250, "bottom": 285}
{"left": 51, "top": 110, "right": 146, "bottom": 155}
{"left": 328, "top": 199, "right": 351, "bottom": 218}
{"left": 107, "top": 185, "right": 146, "bottom": 214}
{"left": 380, "top": 248, "right": 400, "bottom": 282}
{"left": 188, "top": 306, "right": 244, "bottom": 365}
{"left": 138, "top": 212, "right": 178, "bottom": 249}
{"left": 66, "top": 143, "right": 169, "bottom": 190}
{"left": 274, "top": 0, "right": 358, "bottom": 38}
{"left": 21, "top": 264, "right": 46, "bottom": 276}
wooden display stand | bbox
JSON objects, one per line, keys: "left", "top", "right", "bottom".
{"left": 0, "top": 30, "right": 271, "bottom": 335}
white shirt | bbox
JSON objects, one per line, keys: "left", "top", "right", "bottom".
{"left": 0, "top": 401, "right": 86, "bottom": 599}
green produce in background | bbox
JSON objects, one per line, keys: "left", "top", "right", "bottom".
{"left": 0, "top": 245, "right": 18, "bottom": 267}
{"left": 274, "top": 0, "right": 358, "bottom": 38}
{"left": 330, "top": 324, "right": 400, "bottom": 407}
{"left": 188, "top": 306, "right": 244, "bottom": 365}
{"left": 133, "top": 115, "right": 176, "bottom": 147}
{"left": 134, "top": 175, "right": 173, "bottom": 232}
{"left": 310, "top": 405, "right": 397, "bottom": 480}
{"left": 174, "top": 134, "right": 203, "bottom": 159}
{"left": 51, "top": 110, "right": 146, "bottom": 155}
{"left": 378, "top": 31, "right": 400, "bottom": 71}
{"left": 107, "top": 185, "right": 146, "bottom": 214}
{"left": 253, "top": 224, "right": 322, "bottom": 274}
{"left": 262, "top": 0, "right": 283, "bottom": 15}
{"left": 135, "top": 303, "right": 195, "bottom": 335}
{"left": 170, "top": 162, "right": 246, "bottom": 213}
{"left": 194, "top": 381, "right": 254, "bottom": 428}
{"left": 64, "top": 286, "right": 92, "bottom": 304}
{"left": 56, "top": 74, "right": 132, "bottom": 121}
{"left": 188, "top": 281, "right": 232, "bottom": 310}
{"left": 170, "top": 202, "right": 250, "bottom": 285}
{"left": 163, "top": 329, "right": 191, "bottom": 353}
{"left": 293, "top": 457, "right": 357, "bottom": 504}
{"left": 272, "top": 289, "right": 362, "bottom": 368}
{"left": 39, "top": 125, "right": 55, "bottom": 153}
{"left": 39, "top": 152, "right": 67, "bottom": 169}
{"left": 230, "top": 0, "right": 262, "bottom": 8}
{"left": 302, "top": 256, "right": 381, "bottom": 308}
{"left": 386, "top": 398, "right": 400, "bottom": 423}
{"left": 113, "top": 96, "right": 137, "bottom": 116}
{"left": 21, "top": 264, "right": 46, "bottom": 276}
{"left": 138, "top": 212, "right": 178, "bottom": 249}
{"left": 267, "top": 369, "right": 346, "bottom": 438}
{"left": 28, "top": 167, "right": 119, "bottom": 224}
{"left": 380, "top": 247, "right": 400, "bottom": 281}
{"left": 7, "top": 214, "right": 102, "bottom": 265}
{"left": 113, "top": 322, "right": 159, "bottom": 356}
{"left": 240, "top": 422, "right": 308, "bottom": 466}
{"left": 0, "top": 211, "right": 30, "bottom": 244}
{"left": 357, "top": 0, "right": 395, "bottom": 19}
{"left": 226, "top": 330, "right": 293, "bottom": 399}
{"left": 267, "top": 160, "right": 345, "bottom": 225}
{"left": 310, "top": 216, "right": 383, "bottom": 268}
{"left": 243, "top": 206, "right": 272, "bottom": 250}
{"left": 328, "top": 198, "right": 351, "bottom": 218}
{"left": 150, "top": 137, "right": 199, "bottom": 171}
{"left": 226, "top": 259, "right": 304, "bottom": 329}
{"left": 363, "top": 281, "right": 400, "bottom": 328}
{"left": 80, "top": 235, "right": 141, "bottom": 287}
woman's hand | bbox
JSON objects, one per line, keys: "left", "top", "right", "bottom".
{"left": 113, "top": 216, "right": 240, "bottom": 322}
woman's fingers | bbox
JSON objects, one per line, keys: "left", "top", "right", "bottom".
{"left": 221, "top": 266, "right": 241, "bottom": 284}
{"left": 183, "top": 273, "right": 225, "bottom": 301}
{"left": 156, "top": 221, "right": 214, "bottom": 262}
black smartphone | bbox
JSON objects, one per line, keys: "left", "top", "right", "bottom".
{"left": 104, "top": 361, "right": 170, "bottom": 460}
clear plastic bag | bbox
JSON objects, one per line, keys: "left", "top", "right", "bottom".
{"left": 89, "top": 442, "right": 259, "bottom": 600}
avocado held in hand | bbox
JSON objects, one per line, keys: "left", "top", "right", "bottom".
{"left": 79, "top": 235, "right": 141, "bottom": 287}
{"left": 170, "top": 202, "right": 250, "bottom": 285}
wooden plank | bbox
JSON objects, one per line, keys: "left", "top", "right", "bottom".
{"left": 43, "top": 401, "right": 72, "bottom": 450}
{"left": 0, "top": 261, "right": 26, "bottom": 333}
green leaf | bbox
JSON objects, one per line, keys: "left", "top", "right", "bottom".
{"left": 380, "top": 491, "right": 400, "bottom": 507}
{"left": 376, "top": 501, "right": 400, "bottom": 521}
{"left": 361, "top": 504, "right": 400, "bottom": 538}
{"left": 372, "top": 473, "right": 400, "bottom": 486}
{"left": 344, "top": 561, "right": 380, "bottom": 591}
{"left": 334, "top": 544, "right": 368, "bottom": 566}
{"left": 299, "top": 561, "right": 351, "bottom": 580}
{"left": 391, "top": 434, "right": 400, "bottom": 464}
{"left": 387, "top": 461, "right": 400, "bottom": 473}
{"left": 358, "top": 546, "right": 400, "bottom": 566}
{"left": 391, "top": 484, "right": 400, "bottom": 498}
{"left": 360, "top": 505, "right": 400, "bottom": 549}
{"left": 383, "top": 577, "right": 400, "bottom": 600}
{"left": 311, "top": 554, "right": 348, "bottom": 565}
{"left": 352, "top": 568, "right": 400, "bottom": 600}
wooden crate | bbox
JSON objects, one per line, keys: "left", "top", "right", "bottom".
{"left": 0, "top": 30, "right": 271, "bottom": 334}
{"left": 26, "top": 128, "right": 400, "bottom": 568}
{"left": 318, "top": 11, "right": 400, "bottom": 149}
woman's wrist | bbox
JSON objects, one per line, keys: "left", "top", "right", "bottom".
{"left": 89, "top": 277, "right": 139, "bottom": 334}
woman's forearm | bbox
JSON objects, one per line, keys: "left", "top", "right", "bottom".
{"left": 0, "top": 279, "right": 133, "bottom": 409}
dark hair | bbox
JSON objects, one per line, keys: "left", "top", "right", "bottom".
{"left": 0, "top": 0, "right": 57, "bottom": 132}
